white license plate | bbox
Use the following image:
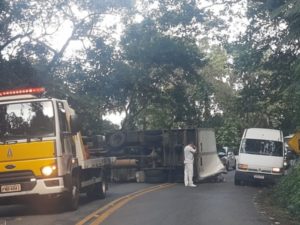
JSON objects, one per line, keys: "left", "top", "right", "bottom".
{"left": 1, "top": 184, "right": 21, "bottom": 193}
{"left": 254, "top": 174, "right": 265, "bottom": 180}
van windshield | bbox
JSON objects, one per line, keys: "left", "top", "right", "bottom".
{"left": 240, "top": 139, "right": 283, "bottom": 156}
{"left": 0, "top": 100, "right": 55, "bottom": 141}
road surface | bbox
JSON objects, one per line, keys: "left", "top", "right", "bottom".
{"left": 0, "top": 171, "right": 273, "bottom": 225}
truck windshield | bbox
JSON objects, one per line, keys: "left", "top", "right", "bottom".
{"left": 240, "top": 139, "right": 283, "bottom": 156}
{"left": 0, "top": 100, "right": 55, "bottom": 140}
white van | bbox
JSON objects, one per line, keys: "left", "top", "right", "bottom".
{"left": 234, "top": 128, "right": 284, "bottom": 185}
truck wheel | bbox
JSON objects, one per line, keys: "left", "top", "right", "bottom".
{"left": 65, "top": 177, "right": 80, "bottom": 211}
{"left": 109, "top": 131, "right": 125, "bottom": 148}
{"left": 86, "top": 182, "right": 106, "bottom": 199}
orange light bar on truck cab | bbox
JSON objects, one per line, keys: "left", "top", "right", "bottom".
{"left": 0, "top": 87, "right": 45, "bottom": 97}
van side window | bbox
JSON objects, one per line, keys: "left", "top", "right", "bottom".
{"left": 240, "top": 140, "right": 247, "bottom": 153}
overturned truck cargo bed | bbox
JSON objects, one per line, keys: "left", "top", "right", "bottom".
{"left": 106, "top": 128, "right": 225, "bottom": 183}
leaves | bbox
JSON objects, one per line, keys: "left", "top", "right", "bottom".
{"left": 272, "top": 165, "right": 300, "bottom": 215}
{"left": 0, "top": 0, "right": 243, "bottom": 140}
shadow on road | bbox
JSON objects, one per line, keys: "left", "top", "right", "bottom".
{"left": 0, "top": 193, "right": 100, "bottom": 217}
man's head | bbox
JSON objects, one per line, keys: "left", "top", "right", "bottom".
{"left": 189, "top": 142, "right": 196, "bottom": 149}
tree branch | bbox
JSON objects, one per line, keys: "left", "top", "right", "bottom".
{"left": 0, "top": 31, "right": 33, "bottom": 52}
{"left": 199, "top": 0, "right": 243, "bottom": 11}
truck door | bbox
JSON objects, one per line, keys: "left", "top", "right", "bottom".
{"left": 57, "top": 101, "right": 76, "bottom": 175}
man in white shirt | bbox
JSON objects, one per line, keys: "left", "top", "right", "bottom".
{"left": 184, "top": 143, "right": 197, "bottom": 187}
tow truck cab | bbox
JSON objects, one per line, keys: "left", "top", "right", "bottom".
{"left": 0, "top": 87, "right": 103, "bottom": 210}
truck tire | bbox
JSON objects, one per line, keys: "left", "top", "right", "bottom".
{"left": 64, "top": 176, "right": 80, "bottom": 211}
{"left": 109, "top": 131, "right": 126, "bottom": 148}
{"left": 86, "top": 181, "right": 106, "bottom": 199}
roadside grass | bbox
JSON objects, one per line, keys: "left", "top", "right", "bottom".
{"left": 258, "top": 164, "right": 300, "bottom": 225}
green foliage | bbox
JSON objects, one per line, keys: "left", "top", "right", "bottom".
{"left": 216, "top": 116, "right": 241, "bottom": 148}
{"left": 272, "top": 165, "right": 300, "bottom": 215}
{"left": 230, "top": 0, "right": 300, "bottom": 135}
{"left": 112, "top": 19, "right": 210, "bottom": 129}
{"left": 0, "top": 0, "right": 243, "bottom": 140}
{"left": 0, "top": 57, "right": 42, "bottom": 88}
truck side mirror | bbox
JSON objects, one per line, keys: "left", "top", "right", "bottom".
{"left": 70, "top": 114, "right": 80, "bottom": 134}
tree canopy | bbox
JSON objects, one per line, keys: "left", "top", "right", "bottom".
{"left": 1, "top": 0, "right": 298, "bottom": 145}
{"left": 229, "top": 0, "right": 300, "bottom": 136}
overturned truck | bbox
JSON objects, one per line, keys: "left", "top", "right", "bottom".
{"left": 105, "top": 128, "right": 225, "bottom": 183}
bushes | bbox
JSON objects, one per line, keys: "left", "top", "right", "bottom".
{"left": 272, "top": 164, "right": 300, "bottom": 215}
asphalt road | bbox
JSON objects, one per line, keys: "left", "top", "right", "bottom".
{"left": 102, "top": 171, "right": 270, "bottom": 225}
{"left": 0, "top": 171, "right": 272, "bottom": 225}
{"left": 0, "top": 182, "right": 155, "bottom": 225}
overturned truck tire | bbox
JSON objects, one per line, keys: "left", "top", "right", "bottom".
{"left": 108, "top": 131, "right": 126, "bottom": 148}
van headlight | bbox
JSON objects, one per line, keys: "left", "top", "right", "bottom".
{"left": 41, "top": 165, "right": 57, "bottom": 177}
{"left": 272, "top": 167, "right": 282, "bottom": 173}
{"left": 238, "top": 164, "right": 248, "bottom": 170}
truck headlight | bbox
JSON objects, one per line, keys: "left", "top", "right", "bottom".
{"left": 41, "top": 165, "right": 57, "bottom": 177}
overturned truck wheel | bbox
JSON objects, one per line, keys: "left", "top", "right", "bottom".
{"left": 108, "top": 131, "right": 126, "bottom": 148}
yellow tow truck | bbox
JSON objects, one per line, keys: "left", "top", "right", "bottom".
{"left": 0, "top": 87, "right": 115, "bottom": 210}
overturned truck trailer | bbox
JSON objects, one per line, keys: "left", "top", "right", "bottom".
{"left": 106, "top": 128, "right": 225, "bottom": 183}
